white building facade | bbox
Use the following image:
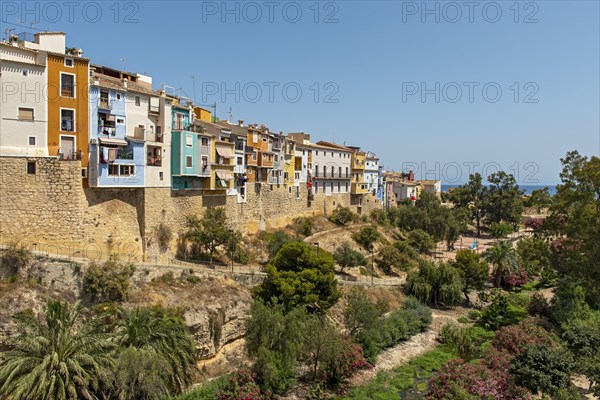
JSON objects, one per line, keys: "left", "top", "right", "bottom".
{"left": 0, "top": 40, "right": 48, "bottom": 157}
{"left": 311, "top": 143, "right": 352, "bottom": 196}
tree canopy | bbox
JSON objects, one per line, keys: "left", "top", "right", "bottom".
{"left": 257, "top": 242, "right": 340, "bottom": 312}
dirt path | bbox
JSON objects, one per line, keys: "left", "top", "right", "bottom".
{"left": 349, "top": 309, "right": 466, "bottom": 386}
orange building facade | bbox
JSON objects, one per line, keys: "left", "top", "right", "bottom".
{"left": 46, "top": 52, "right": 90, "bottom": 170}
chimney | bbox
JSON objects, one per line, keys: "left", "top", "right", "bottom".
{"left": 409, "top": 171, "right": 414, "bottom": 181}
{"left": 238, "top": 120, "right": 244, "bottom": 127}
{"left": 9, "top": 35, "right": 19, "bottom": 46}
{"left": 72, "top": 48, "right": 84, "bottom": 57}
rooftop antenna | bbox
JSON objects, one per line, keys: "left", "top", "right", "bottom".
{"left": 228, "top": 106, "right": 232, "bottom": 121}
{"left": 120, "top": 58, "right": 127, "bottom": 71}
{"left": 29, "top": 21, "right": 37, "bottom": 33}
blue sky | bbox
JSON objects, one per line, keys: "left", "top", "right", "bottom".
{"left": 3, "top": 0, "right": 599, "bottom": 184}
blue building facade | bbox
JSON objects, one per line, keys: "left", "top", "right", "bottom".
{"left": 171, "top": 104, "right": 212, "bottom": 190}
{"left": 88, "top": 81, "right": 145, "bottom": 187}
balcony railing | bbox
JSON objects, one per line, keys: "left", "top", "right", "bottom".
{"left": 98, "top": 126, "right": 116, "bottom": 136}
{"left": 199, "top": 166, "right": 211, "bottom": 177}
{"left": 313, "top": 173, "right": 351, "bottom": 179}
{"left": 58, "top": 151, "right": 82, "bottom": 161}
{"left": 99, "top": 99, "right": 112, "bottom": 110}
{"left": 147, "top": 156, "right": 162, "bottom": 167}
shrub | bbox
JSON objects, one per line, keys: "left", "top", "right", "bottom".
{"left": 377, "top": 245, "right": 404, "bottom": 274}
{"left": 265, "top": 230, "right": 298, "bottom": 260}
{"left": 217, "top": 369, "right": 267, "bottom": 400}
{"left": 492, "top": 318, "right": 557, "bottom": 357}
{"left": 370, "top": 209, "right": 389, "bottom": 226}
{"left": 528, "top": 293, "right": 551, "bottom": 317}
{"left": 439, "top": 323, "right": 478, "bottom": 360}
{"left": 326, "top": 337, "right": 369, "bottom": 386}
{"left": 468, "top": 310, "right": 481, "bottom": 321}
{"left": 82, "top": 256, "right": 135, "bottom": 303}
{"left": 407, "top": 259, "right": 464, "bottom": 307}
{"left": 0, "top": 243, "right": 31, "bottom": 278}
{"left": 330, "top": 206, "right": 355, "bottom": 226}
{"left": 502, "top": 268, "right": 530, "bottom": 290}
{"left": 334, "top": 242, "right": 367, "bottom": 272}
{"left": 407, "top": 229, "right": 435, "bottom": 254}
{"left": 359, "top": 298, "right": 431, "bottom": 363}
{"left": 478, "top": 292, "right": 529, "bottom": 331}
{"left": 551, "top": 285, "right": 591, "bottom": 324}
{"left": 510, "top": 344, "right": 575, "bottom": 396}
{"left": 257, "top": 242, "right": 339, "bottom": 311}
{"left": 292, "top": 216, "right": 314, "bottom": 237}
{"left": 343, "top": 288, "right": 384, "bottom": 339}
{"left": 352, "top": 225, "right": 380, "bottom": 251}
{"left": 560, "top": 312, "right": 600, "bottom": 358}
{"left": 489, "top": 222, "right": 513, "bottom": 238}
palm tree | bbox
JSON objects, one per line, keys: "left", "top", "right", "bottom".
{"left": 0, "top": 300, "right": 114, "bottom": 400}
{"left": 484, "top": 240, "right": 519, "bottom": 288}
{"left": 116, "top": 306, "right": 196, "bottom": 396}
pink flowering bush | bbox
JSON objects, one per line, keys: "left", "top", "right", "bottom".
{"left": 502, "top": 268, "right": 530, "bottom": 290}
{"left": 326, "top": 338, "right": 369, "bottom": 386}
{"left": 492, "top": 318, "right": 555, "bottom": 357}
{"left": 217, "top": 369, "right": 268, "bottom": 400}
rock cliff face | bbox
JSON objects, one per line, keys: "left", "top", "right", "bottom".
{"left": 0, "top": 256, "right": 253, "bottom": 368}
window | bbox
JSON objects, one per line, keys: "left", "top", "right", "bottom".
{"left": 64, "top": 58, "right": 74, "bottom": 67}
{"left": 252, "top": 152, "right": 257, "bottom": 160}
{"left": 186, "top": 156, "right": 193, "bottom": 168}
{"left": 18, "top": 108, "right": 34, "bottom": 121}
{"left": 61, "top": 109, "right": 75, "bottom": 131}
{"left": 60, "top": 73, "right": 75, "bottom": 97}
{"left": 108, "top": 164, "right": 119, "bottom": 176}
{"left": 331, "top": 166, "right": 334, "bottom": 176}
{"left": 135, "top": 96, "right": 141, "bottom": 106}
{"left": 185, "top": 134, "right": 193, "bottom": 147}
{"left": 201, "top": 157, "right": 208, "bottom": 171}
{"left": 338, "top": 182, "right": 340, "bottom": 192}
{"left": 81, "top": 168, "right": 88, "bottom": 178}
{"left": 159, "top": 172, "right": 164, "bottom": 181}
{"left": 345, "top": 182, "right": 349, "bottom": 192}
{"left": 120, "top": 165, "right": 135, "bottom": 176}
{"left": 316, "top": 150, "right": 319, "bottom": 156}
{"left": 117, "top": 118, "right": 124, "bottom": 124}
{"left": 331, "top": 182, "right": 334, "bottom": 191}
{"left": 237, "top": 157, "right": 243, "bottom": 165}
{"left": 201, "top": 137, "right": 208, "bottom": 146}
{"left": 156, "top": 126, "right": 162, "bottom": 135}
{"left": 28, "top": 136, "right": 36, "bottom": 146}
{"left": 323, "top": 166, "right": 326, "bottom": 176}
{"left": 26, "top": 161, "right": 36, "bottom": 175}
{"left": 116, "top": 93, "right": 122, "bottom": 100}
{"left": 331, "top": 152, "right": 334, "bottom": 157}
{"left": 345, "top": 167, "right": 349, "bottom": 177}
{"left": 339, "top": 166, "right": 342, "bottom": 177}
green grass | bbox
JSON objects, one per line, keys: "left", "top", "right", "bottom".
{"left": 340, "top": 345, "right": 458, "bottom": 400}
{"left": 341, "top": 326, "right": 496, "bottom": 400}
